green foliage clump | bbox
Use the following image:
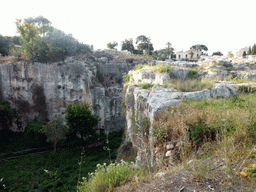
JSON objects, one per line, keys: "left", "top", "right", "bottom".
{"left": 40, "top": 116, "right": 69, "bottom": 153}
{"left": 186, "top": 116, "right": 217, "bottom": 149}
{"left": 77, "top": 160, "right": 145, "bottom": 192}
{"left": 122, "top": 72, "right": 130, "bottom": 83}
{"left": 225, "top": 67, "right": 232, "bottom": 72}
{"left": 24, "top": 120, "right": 48, "bottom": 147}
{"left": 0, "top": 100, "right": 14, "bottom": 123}
{"left": 155, "top": 64, "right": 173, "bottom": 73}
{"left": 65, "top": 102, "right": 99, "bottom": 147}
{"left": 107, "top": 42, "right": 118, "bottom": 49}
{"left": 188, "top": 68, "right": 198, "bottom": 79}
{"left": 140, "top": 83, "right": 151, "bottom": 89}
{"left": 152, "top": 124, "right": 165, "bottom": 141}
{"left": 13, "top": 16, "right": 91, "bottom": 63}
{"left": 0, "top": 35, "right": 10, "bottom": 56}
{"left": 133, "top": 63, "right": 146, "bottom": 70}
{"left": 121, "top": 38, "right": 134, "bottom": 53}
{"left": 238, "top": 85, "right": 256, "bottom": 93}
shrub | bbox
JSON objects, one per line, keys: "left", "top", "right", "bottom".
{"left": 226, "top": 67, "right": 232, "bottom": 72}
{"left": 133, "top": 63, "right": 146, "bottom": 70}
{"left": 238, "top": 85, "right": 256, "bottom": 93}
{"left": 140, "top": 83, "right": 151, "bottom": 89}
{"left": 24, "top": 120, "right": 48, "bottom": 147}
{"left": 122, "top": 72, "right": 130, "bottom": 83}
{"left": 0, "top": 35, "right": 10, "bottom": 56}
{"left": 0, "top": 100, "right": 14, "bottom": 130}
{"left": 188, "top": 69, "right": 198, "bottom": 79}
{"left": 185, "top": 116, "right": 217, "bottom": 149}
{"left": 65, "top": 102, "right": 99, "bottom": 147}
{"left": 152, "top": 124, "right": 165, "bottom": 141}
{"left": 154, "top": 64, "right": 173, "bottom": 73}
{"left": 77, "top": 160, "right": 145, "bottom": 192}
{"left": 39, "top": 116, "right": 69, "bottom": 153}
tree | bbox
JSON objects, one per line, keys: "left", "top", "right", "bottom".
{"left": 15, "top": 19, "right": 40, "bottom": 60}
{"left": 40, "top": 116, "right": 69, "bottom": 153}
{"left": 188, "top": 51, "right": 194, "bottom": 59}
{"left": 212, "top": 51, "right": 223, "bottom": 56}
{"left": 14, "top": 16, "right": 91, "bottom": 62}
{"left": 0, "top": 100, "right": 14, "bottom": 130}
{"left": 228, "top": 51, "right": 234, "bottom": 57}
{"left": 0, "top": 35, "right": 10, "bottom": 56}
{"left": 248, "top": 46, "right": 252, "bottom": 55}
{"left": 243, "top": 51, "right": 247, "bottom": 58}
{"left": 252, "top": 44, "right": 256, "bottom": 55}
{"left": 24, "top": 15, "right": 52, "bottom": 37}
{"left": 166, "top": 42, "right": 174, "bottom": 59}
{"left": 136, "top": 35, "right": 154, "bottom": 55}
{"left": 107, "top": 42, "right": 118, "bottom": 49}
{"left": 65, "top": 102, "right": 99, "bottom": 147}
{"left": 190, "top": 44, "right": 208, "bottom": 51}
{"left": 121, "top": 38, "right": 134, "bottom": 53}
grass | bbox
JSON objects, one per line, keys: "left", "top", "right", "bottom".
{"left": 170, "top": 77, "right": 215, "bottom": 92}
{"left": 0, "top": 56, "right": 26, "bottom": 64}
{"left": 224, "top": 75, "right": 256, "bottom": 83}
{"left": 0, "top": 129, "right": 125, "bottom": 191}
{"left": 150, "top": 91, "right": 256, "bottom": 189}
{"left": 77, "top": 160, "right": 147, "bottom": 192}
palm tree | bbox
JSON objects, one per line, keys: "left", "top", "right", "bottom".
{"left": 188, "top": 51, "right": 194, "bottom": 59}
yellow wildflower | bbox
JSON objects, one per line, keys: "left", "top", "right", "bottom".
{"left": 240, "top": 171, "right": 248, "bottom": 177}
{"left": 250, "top": 164, "right": 256, "bottom": 168}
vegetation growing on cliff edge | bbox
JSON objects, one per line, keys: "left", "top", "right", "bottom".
{"left": 4, "top": 16, "right": 91, "bottom": 63}
{"left": 149, "top": 88, "right": 256, "bottom": 187}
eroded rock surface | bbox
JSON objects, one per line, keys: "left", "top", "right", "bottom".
{"left": 123, "top": 57, "right": 256, "bottom": 170}
{"left": 0, "top": 51, "right": 151, "bottom": 134}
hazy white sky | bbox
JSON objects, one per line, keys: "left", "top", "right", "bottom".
{"left": 1, "top": 0, "right": 255, "bottom": 55}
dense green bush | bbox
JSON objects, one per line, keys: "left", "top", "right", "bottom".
{"left": 0, "top": 35, "right": 10, "bottom": 56}
{"left": 13, "top": 17, "right": 91, "bottom": 63}
{"left": 188, "top": 68, "right": 198, "bottom": 79}
{"left": 140, "top": 83, "right": 151, "bottom": 89}
{"left": 122, "top": 72, "right": 130, "bottom": 83}
{"left": 0, "top": 100, "right": 14, "bottom": 130}
{"left": 24, "top": 120, "right": 48, "bottom": 147}
{"left": 65, "top": 102, "right": 99, "bottom": 147}
{"left": 186, "top": 116, "right": 217, "bottom": 149}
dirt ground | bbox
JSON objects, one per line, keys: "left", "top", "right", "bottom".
{"left": 115, "top": 168, "right": 256, "bottom": 192}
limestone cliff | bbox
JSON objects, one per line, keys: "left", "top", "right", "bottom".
{"left": 0, "top": 51, "right": 150, "bottom": 134}
{"left": 123, "top": 57, "right": 256, "bottom": 171}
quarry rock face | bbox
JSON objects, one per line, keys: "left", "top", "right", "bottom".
{"left": 0, "top": 51, "right": 150, "bottom": 134}
{"left": 123, "top": 59, "right": 256, "bottom": 170}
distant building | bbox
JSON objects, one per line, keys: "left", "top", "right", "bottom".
{"left": 176, "top": 49, "right": 203, "bottom": 60}
{"left": 237, "top": 47, "right": 249, "bottom": 57}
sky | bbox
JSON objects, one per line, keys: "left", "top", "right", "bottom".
{"left": 1, "top": 0, "right": 255, "bottom": 56}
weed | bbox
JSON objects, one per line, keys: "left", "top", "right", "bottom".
{"left": 185, "top": 116, "right": 217, "bottom": 150}
{"left": 138, "top": 95, "right": 143, "bottom": 100}
{"left": 123, "top": 72, "right": 130, "bottom": 83}
{"left": 140, "top": 83, "right": 151, "bottom": 89}
{"left": 77, "top": 160, "right": 146, "bottom": 191}
{"left": 226, "top": 67, "right": 232, "bottom": 72}
{"left": 188, "top": 69, "right": 198, "bottom": 79}
{"left": 134, "top": 63, "right": 146, "bottom": 71}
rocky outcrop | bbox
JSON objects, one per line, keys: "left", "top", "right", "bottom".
{"left": 123, "top": 64, "right": 256, "bottom": 171}
{"left": 0, "top": 51, "right": 151, "bottom": 134}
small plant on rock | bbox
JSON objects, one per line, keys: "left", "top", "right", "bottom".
{"left": 140, "top": 83, "right": 151, "bottom": 89}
